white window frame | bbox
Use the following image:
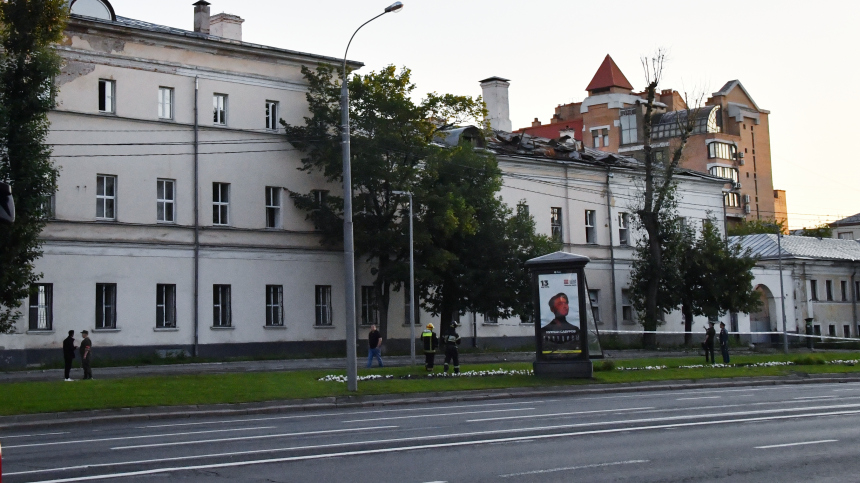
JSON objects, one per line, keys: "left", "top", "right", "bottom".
{"left": 96, "top": 174, "right": 116, "bottom": 220}
{"left": 213, "top": 94, "right": 227, "bottom": 125}
{"left": 360, "top": 286, "right": 378, "bottom": 326}
{"left": 156, "top": 284, "right": 176, "bottom": 328}
{"left": 212, "top": 182, "right": 230, "bottom": 226}
{"left": 96, "top": 283, "right": 117, "bottom": 329}
{"left": 621, "top": 289, "right": 634, "bottom": 323}
{"left": 29, "top": 283, "right": 53, "bottom": 331}
{"left": 585, "top": 210, "right": 597, "bottom": 244}
{"left": 618, "top": 212, "right": 629, "bottom": 246}
{"left": 590, "top": 126, "right": 610, "bottom": 148}
{"left": 315, "top": 285, "right": 332, "bottom": 326}
{"left": 550, "top": 207, "right": 563, "bottom": 242}
{"left": 157, "top": 178, "right": 175, "bottom": 223}
{"left": 826, "top": 280, "right": 834, "bottom": 301}
{"left": 838, "top": 232, "right": 854, "bottom": 240}
{"left": 213, "top": 284, "right": 231, "bottom": 327}
{"left": 265, "top": 186, "right": 281, "bottom": 228}
{"left": 841, "top": 280, "right": 848, "bottom": 302}
{"left": 620, "top": 108, "right": 637, "bottom": 144}
{"left": 265, "top": 100, "right": 279, "bottom": 131}
{"left": 810, "top": 280, "right": 819, "bottom": 301}
{"left": 266, "top": 285, "right": 284, "bottom": 327}
{"left": 158, "top": 87, "right": 174, "bottom": 120}
{"left": 98, "top": 79, "right": 115, "bottom": 113}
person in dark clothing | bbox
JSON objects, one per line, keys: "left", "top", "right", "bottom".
{"left": 421, "top": 323, "right": 438, "bottom": 371}
{"left": 62, "top": 330, "right": 77, "bottom": 381}
{"left": 366, "top": 324, "right": 383, "bottom": 368}
{"left": 719, "top": 322, "right": 730, "bottom": 363}
{"left": 442, "top": 321, "right": 461, "bottom": 374}
{"left": 703, "top": 322, "right": 716, "bottom": 364}
{"left": 80, "top": 330, "right": 93, "bottom": 380}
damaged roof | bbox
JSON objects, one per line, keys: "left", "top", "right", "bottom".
{"left": 731, "top": 234, "right": 860, "bottom": 262}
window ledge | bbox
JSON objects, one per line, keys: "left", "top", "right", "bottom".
{"left": 264, "top": 325, "right": 287, "bottom": 330}
{"left": 210, "top": 326, "right": 235, "bottom": 330}
{"left": 93, "top": 328, "right": 121, "bottom": 332}
{"left": 314, "top": 325, "right": 336, "bottom": 329}
{"left": 621, "top": 320, "right": 637, "bottom": 326}
{"left": 153, "top": 327, "right": 179, "bottom": 332}
{"left": 482, "top": 323, "right": 499, "bottom": 327}
{"left": 26, "top": 330, "right": 55, "bottom": 335}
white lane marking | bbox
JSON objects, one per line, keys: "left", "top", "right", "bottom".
{"left": 0, "top": 431, "right": 69, "bottom": 439}
{"left": 469, "top": 407, "right": 653, "bottom": 423}
{"left": 793, "top": 396, "right": 837, "bottom": 400}
{"left": 756, "top": 439, "right": 838, "bottom": 449}
{"left": 499, "top": 460, "right": 649, "bottom": 478}
{"left": 23, "top": 409, "right": 860, "bottom": 483}
{"left": 676, "top": 396, "right": 721, "bottom": 401}
{"left": 111, "top": 425, "right": 398, "bottom": 450}
{"left": 343, "top": 407, "right": 534, "bottom": 423}
{"left": 2, "top": 426, "right": 277, "bottom": 449}
{"left": 139, "top": 400, "right": 556, "bottom": 429}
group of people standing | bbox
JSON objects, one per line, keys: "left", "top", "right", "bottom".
{"left": 365, "top": 321, "right": 462, "bottom": 374}
{"left": 62, "top": 330, "right": 93, "bottom": 380}
{"left": 702, "top": 321, "right": 730, "bottom": 364}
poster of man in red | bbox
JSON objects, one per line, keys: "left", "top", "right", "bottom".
{"left": 538, "top": 273, "right": 581, "bottom": 355}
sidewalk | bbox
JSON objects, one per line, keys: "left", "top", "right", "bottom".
{"left": 0, "top": 348, "right": 753, "bottom": 383}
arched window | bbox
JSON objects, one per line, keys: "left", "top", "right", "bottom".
{"left": 70, "top": 0, "right": 116, "bottom": 21}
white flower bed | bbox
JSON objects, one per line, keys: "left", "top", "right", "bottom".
{"left": 318, "top": 368, "right": 533, "bottom": 382}
{"left": 616, "top": 365, "right": 667, "bottom": 371}
{"left": 828, "top": 360, "right": 859, "bottom": 365}
{"left": 317, "top": 374, "right": 394, "bottom": 383}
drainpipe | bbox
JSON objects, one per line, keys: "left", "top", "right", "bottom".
{"left": 193, "top": 76, "right": 200, "bottom": 357}
{"left": 564, "top": 165, "right": 571, "bottom": 249}
{"left": 605, "top": 166, "right": 618, "bottom": 329}
{"left": 852, "top": 264, "right": 858, "bottom": 337}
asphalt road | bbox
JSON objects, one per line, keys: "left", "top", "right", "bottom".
{"left": 4, "top": 382, "right": 860, "bottom": 482}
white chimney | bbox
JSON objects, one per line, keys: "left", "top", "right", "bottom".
{"left": 479, "top": 76, "right": 512, "bottom": 132}
{"left": 210, "top": 13, "right": 244, "bottom": 41}
{"left": 193, "top": 0, "right": 210, "bottom": 34}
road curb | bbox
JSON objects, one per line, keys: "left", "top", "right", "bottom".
{"left": 3, "top": 373, "right": 859, "bottom": 431}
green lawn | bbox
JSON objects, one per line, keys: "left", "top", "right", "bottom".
{"left": 1, "top": 353, "right": 859, "bottom": 417}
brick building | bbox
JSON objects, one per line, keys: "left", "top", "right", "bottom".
{"left": 516, "top": 55, "right": 786, "bottom": 229}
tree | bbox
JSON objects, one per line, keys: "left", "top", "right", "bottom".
{"left": 283, "top": 65, "right": 485, "bottom": 339}
{"left": 727, "top": 218, "right": 786, "bottom": 236}
{"left": 633, "top": 50, "right": 701, "bottom": 348}
{"left": 0, "top": 0, "right": 66, "bottom": 333}
{"left": 415, "top": 142, "right": 558, "bottom": 334}
{"left": 679, "top": 218, "right": 761, "bottom": 344}
{"left": 797, "top": 223, "right": 832, "bottom": 239}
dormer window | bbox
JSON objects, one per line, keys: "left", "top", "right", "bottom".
{"left": 70, "top": 0, "right": 116, "bottom": 21}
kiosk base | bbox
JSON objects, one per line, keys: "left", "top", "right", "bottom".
{"left": 533, "top": 360, "right": 593, "bottom": 378}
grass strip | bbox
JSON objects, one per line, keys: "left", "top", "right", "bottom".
{"left": 1, "top": 353, "right": 859, "bottom": 417}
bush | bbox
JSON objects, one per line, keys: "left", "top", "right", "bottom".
{"left": 594, "top": 360, "right": 616, "bottom": 372}
{"left": 793, "top": 355, "right": 825, "bottom": 366}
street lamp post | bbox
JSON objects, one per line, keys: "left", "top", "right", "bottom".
{"left": 777, "top": 228, "right": 789, "bottom": 354}
{"left": 340, "top": 2, "right": 403, "bottom": 392}
{"left": 392, "top": 190, "right": 416, "bottom": 365}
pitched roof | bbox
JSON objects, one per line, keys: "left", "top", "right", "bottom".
{"left": 711, "top": 80, "right": 764, "bottom": 112}
{"left": 515, "top": 120, "right": 583, "bottom": 141}
{"left": 585, "top": 55, "right": 634, "bottom": 92}
{"left": 830, "top": 213, "right": 860, "bottom": 227}
{"left": 730, "top": 234, "right": 860, "bottom": 262}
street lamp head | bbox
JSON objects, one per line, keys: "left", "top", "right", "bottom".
{"left": 385, "top": 2, "right": 404, "bottom": 13}
{"left": 391, "top": 190, "right": 410, "bottom": 196}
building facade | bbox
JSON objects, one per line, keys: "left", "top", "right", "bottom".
{"left": 513, "top": 55, "right": 787, "bottom": 230}
{"left": 830, "top": 213, "right": 860, "bottom": 241}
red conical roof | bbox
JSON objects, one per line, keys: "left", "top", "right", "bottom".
{"left": 585, "top": 55, "right": 634, "bottom": 92}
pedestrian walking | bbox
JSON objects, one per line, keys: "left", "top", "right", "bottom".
{"left": 80, "top": 330, "right": 93, "bottom": 380}
{"left": 719, "top": 321, "right": 730, "bottom": 363}
{"left": 442, "top": 321, "right": 461, "bottom": 374}
{"left": 421, "top": 323, "right": 438, "bottom": 371}
{"left": 62, "top": 330, "right": 77, "bottom": 381}
{"left": 702, "top": 321, "right": 716, "bottom": 364}
{"left": 366, "top": 324, "right": 383, "bottom": 368}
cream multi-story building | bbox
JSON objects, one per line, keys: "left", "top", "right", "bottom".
{"left": 1, "top": 0, "right": 734, "bottom": 366}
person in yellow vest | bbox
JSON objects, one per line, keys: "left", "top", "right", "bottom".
{"left": 421, "top": 323, "right": 438, "bottom": 371}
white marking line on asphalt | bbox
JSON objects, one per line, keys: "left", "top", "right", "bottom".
{"left": 676, "top": 396, "right": 721, "bottom": 401}
{"left": 793, "top": 396, "right": 837, "bottom": 400}
{"left": 2, "top": 426, "right": 277, "bottom": 449}
{"left": 468, "top": 407, "right": 653, "bottom": 423}
{"left": 756, "top": 439, "right": 838, "bottom": 449}
{"left": 0, "top": 431, "right": 69, "bottom": 439}
{"left": 111, "top": 425, "right": 399, "bottom": 450}
{"left": 498, "top": 460, "right": 650, "bottom": 478}
{"left": 139, "top": 400, "right": 557, "bottom": 429}
{"left": 24, "top": 408, "right": 860, "bottom": 483}
{"left": 342, "top": 407, "right": 534, "bottom": 423}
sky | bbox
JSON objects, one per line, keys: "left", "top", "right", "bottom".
{"left": 108, "top": 0, "right": 859, "bottom": 229}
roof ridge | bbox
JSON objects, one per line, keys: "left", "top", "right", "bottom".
{"left": 585, "top": 54, "right": 634, "bottom": 92}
